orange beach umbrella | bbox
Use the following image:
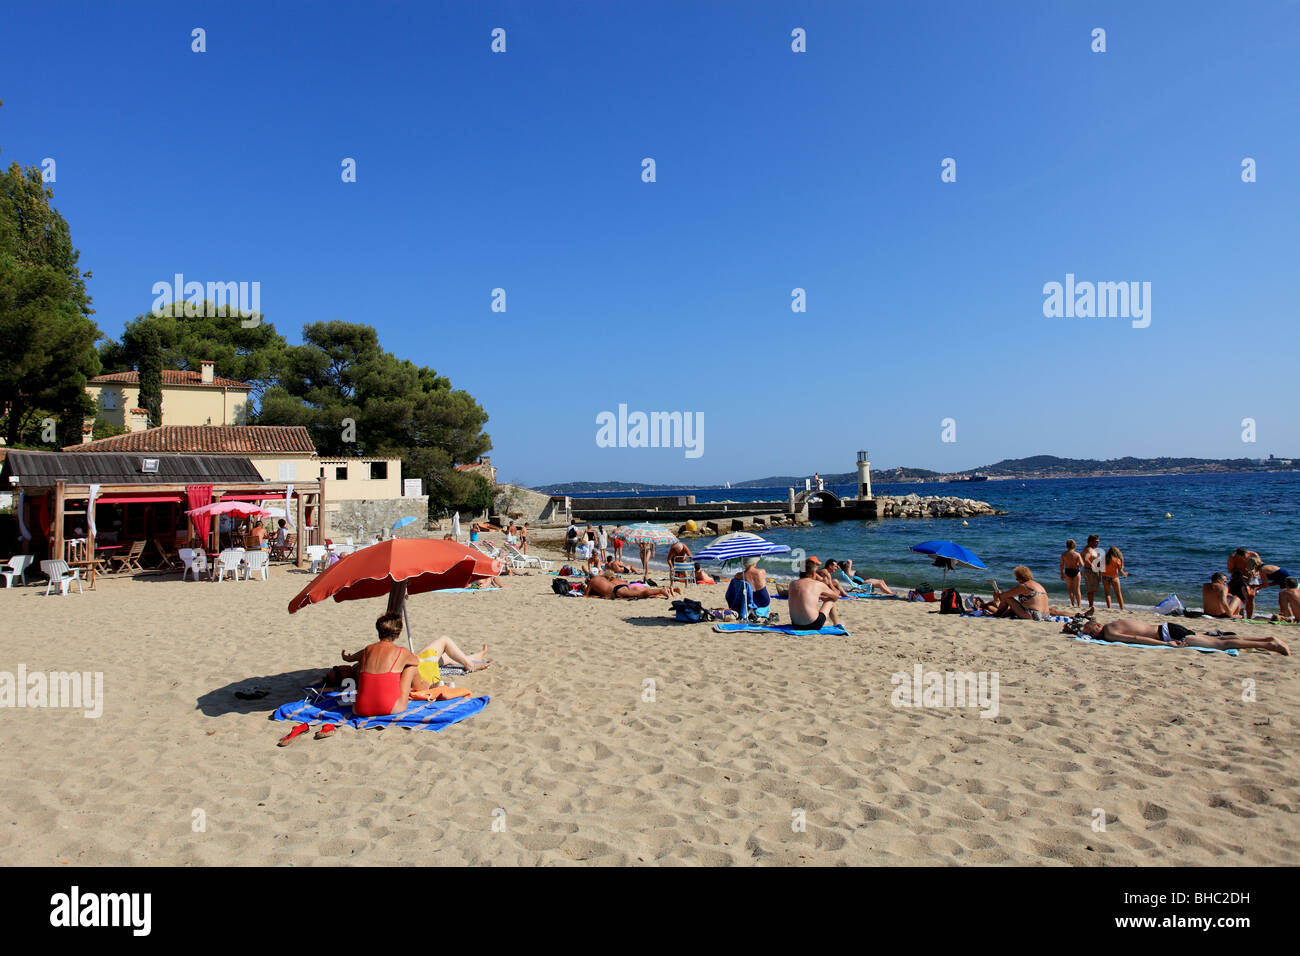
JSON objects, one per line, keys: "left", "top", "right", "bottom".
{"left": 287, "top": 538, "right": 501, "bottom": 649}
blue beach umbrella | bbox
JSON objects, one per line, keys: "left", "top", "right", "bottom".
{"left": 909, "top": 539, "right": 987, "bottom": 583}
{"left": 694, "top": 532, "right": 791, "bottom": 565}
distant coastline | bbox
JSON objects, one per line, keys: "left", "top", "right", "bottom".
{"left": 536, "top": 455, "right": 1298, "bottom": 494}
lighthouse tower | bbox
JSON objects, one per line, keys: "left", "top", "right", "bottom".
{"left": 856, "top": 450, "right": 872, "bottom": 500}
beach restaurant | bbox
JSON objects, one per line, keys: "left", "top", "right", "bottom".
{"left": 1, "top": 450, "right": 327, "bottom": 569}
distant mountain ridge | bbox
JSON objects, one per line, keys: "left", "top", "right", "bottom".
{"left": 534, "top": 456, "right": 1295, "bottom": 493}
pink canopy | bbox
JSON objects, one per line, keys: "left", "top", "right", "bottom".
{"left": 186, "top": 501, "right": 272, "bottom": 519}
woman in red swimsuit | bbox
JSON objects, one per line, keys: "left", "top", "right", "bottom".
{"left": 341, "top": 612, "right": 492, "bottom": 717}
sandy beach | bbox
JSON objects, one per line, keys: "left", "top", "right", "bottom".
{"left": 2, "top": 533, "right": 1297, "bottom": 867}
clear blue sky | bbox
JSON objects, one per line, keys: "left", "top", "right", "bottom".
{"left": 3, "top": 1, "right": 1297, "bottom": 486}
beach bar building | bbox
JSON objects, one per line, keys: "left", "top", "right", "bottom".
{"left": 0, "top": 450, "right": 326, "bottom": 569}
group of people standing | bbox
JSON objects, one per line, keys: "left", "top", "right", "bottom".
{"left": 1059, "top": 535, "right": 1127, "bottom": 610}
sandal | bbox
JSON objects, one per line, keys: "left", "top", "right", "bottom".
{"left": 314, "top": 723, "right": 337, "bottom": 740}
{"left": 277, "top": 722, "right": 310, "bottom": 747}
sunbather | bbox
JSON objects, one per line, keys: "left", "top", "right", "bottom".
{"left": 838, "top": 559, "right": 894, "bottom": 594}
{"left": 988, "top": 567, "right": 1074, "bottom": 620}
{"left": 1079, "top": 618, "right": 1289, "bottom": 655}
{"left": 694, "top": 562, "right": 716, "bottom": 585}
{"left": 827, "top": 559, "right": 894, "bottom": 595}
{"left": 1274, "top": 576, "right": 1300, "bottom": 622}
{"left": 330, "top": 612, "right": 489, "bottom": 716}
{"left": 1202, "top": 572, "right": 1243, "bottom": 618}
{"left": 788, "top": 560, "right": 840, "bottom": 629}
{"left": 583, "top": 569, "right": 679, "bottom": 599}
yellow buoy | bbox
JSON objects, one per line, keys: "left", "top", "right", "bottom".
{"left": 1165, "top": 513, "right": 1172, "bottom": 519}
{"left": 961, "top": 520, "right": 969, "bottom": 526}
{"left": 684, "top": 519, "right": 698, "bottom": 533}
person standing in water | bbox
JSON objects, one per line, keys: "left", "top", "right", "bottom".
{"left": 1102, "top": 546, "right": 1128, "bottom": 610}
{"left": 1080, "top": 534, "right": 1103, "bottom": 611}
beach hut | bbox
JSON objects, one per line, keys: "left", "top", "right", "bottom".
{"left": 0, "top": 450, "right": 328, "bottom": 572}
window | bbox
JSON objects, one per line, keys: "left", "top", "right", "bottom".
{"left": 369, "top": 461, "right": 388, "bottom": 480}
{"left": 277, "top": 462, "right": 298, "bottom": 481}
{"left": 335, "top": 466, "right": 348, "bottom": 481}
{"left": 102, "top": 390, "right": 117, "bottom": 410}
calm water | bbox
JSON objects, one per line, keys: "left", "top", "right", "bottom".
{"left": 589, "top": 473, "right": 1300, "bottom": 607}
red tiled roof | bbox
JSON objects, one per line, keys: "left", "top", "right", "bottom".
{"left": 90, "top": 369, "right": 253, "bottom": 389}
{"left": 129, "top": 408, "right": 149, "bottom": 415}
{"left": 62, "top": 426, "right": 316, "bottom": 455}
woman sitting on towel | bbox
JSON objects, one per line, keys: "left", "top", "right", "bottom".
{"left": 837, "top": 559, "right": 895, "bottom": 595}
{"left": 334, "top": 612, "right": 490, "bottom": 717}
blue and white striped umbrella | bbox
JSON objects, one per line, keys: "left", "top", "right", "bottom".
{"left": 694, "top": 532, "right": 790, "bottom": 564}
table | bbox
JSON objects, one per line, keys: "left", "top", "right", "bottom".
{"left": 67, "top": 559, "right": 98, "bottom": 591}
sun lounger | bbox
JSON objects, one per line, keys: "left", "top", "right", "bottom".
{"left": 305, "top": 545, "right": 328, "bottom": 573}
{"left": 503, "top": 541, "right": 551, "bottom": 570}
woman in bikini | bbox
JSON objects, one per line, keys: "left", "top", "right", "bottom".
{"left": 1059, "top": 539, "right": 1084, "bottom": 607}
{"left": 1102, "top": 546, "right": 1128, "bottom": 610}
{"left": 336, "top": 612, "right": 489, "bottom": 717}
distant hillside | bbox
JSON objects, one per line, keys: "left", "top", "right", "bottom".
{"left": 538, "top": 480, "right": 695, "bottom": 494}
{"left": 965, "top": 456, "right": 1279, "bottom": 477}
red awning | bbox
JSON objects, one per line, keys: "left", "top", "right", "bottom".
{"left": 220, "top": 492, "right": 300, "bottom": 500}
{"left": 94, "top": 496, "right": 184, "bottom": 504}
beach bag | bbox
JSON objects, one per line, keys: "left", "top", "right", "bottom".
{"left": 1154, "top": 594, "right": 1184, "bottom": 615}
{"left": 939, "top": 588, "right": 963, "bottom": 614}
{"left": 551, "top": 577, "right": 572, "bottom": 595}
{"left": 671, "top": 598, "right": 704, "bottom": 623}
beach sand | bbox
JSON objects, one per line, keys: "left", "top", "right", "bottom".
{"left": 2, "top": 535, "right": 1297, "bottom": 866}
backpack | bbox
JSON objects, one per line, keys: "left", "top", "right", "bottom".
{"left": 551, "top": 577, "right": 573, "bottom": 595}
{"left": 939, "top": 587, "right": 963, "bottom": 614}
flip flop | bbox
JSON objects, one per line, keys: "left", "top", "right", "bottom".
{"left": 314, "top": 724, "right": 337, "bottom": 740}
{"left": 277, "top": 722, "right": 310, "bottom": 747}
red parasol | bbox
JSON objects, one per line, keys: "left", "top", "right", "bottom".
{"left": 286, "top": 538, "right": 502, "bottom": 650}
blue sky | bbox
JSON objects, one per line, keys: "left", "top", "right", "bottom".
{"left": 3, "top": 1, "right": 1297, "bottom": 486}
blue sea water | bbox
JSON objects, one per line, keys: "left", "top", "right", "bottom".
{"left": 580, "top": 473, "right": 1300, "bottom": 607}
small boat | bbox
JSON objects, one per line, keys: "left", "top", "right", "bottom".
{"left": 967, "top": 473, "right": 989, "bottom": 482}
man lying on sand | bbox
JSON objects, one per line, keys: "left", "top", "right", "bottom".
{"left": 583, "top": 569, "right": 680, "bottom": 600}
{"left": 1202, "top": 572, "right": 1243, "bottom": 618}
{"left": 788, "top": 560, "right": 840, "bottom": 629}
{"left": 1079, "top": 619, "right": 1289, "bottom": 655}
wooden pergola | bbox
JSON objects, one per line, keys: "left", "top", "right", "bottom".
{"left": 2, "top": 452, "right": 327, "bottom": 569}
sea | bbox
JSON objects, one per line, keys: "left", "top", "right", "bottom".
{"left": 574, "top": 472, "right": 1300, "bottom": 608}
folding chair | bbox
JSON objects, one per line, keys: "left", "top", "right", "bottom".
{"left": 110, "top": 540, "right": 146, "bottom": 574}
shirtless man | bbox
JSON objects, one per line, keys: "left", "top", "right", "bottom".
{"left": 667, "top": 540, "right": 692, "bottom": 572}
{"left": 583, "top": 570, "right": 679, "bottom": 600}
{"left": 1080, "top": 618, "right": 1289, "bottom": 656}
{"left": 1275, "top": 576, "right": 1300, "bottom": 623}
{"left": 1228, "top": 547, "right": 1261, "bottom": 578}
{"left": 606, "top": 557, "right": 634, "bottom": 575}
{"left": 1202, "top": 572, "right": 1243, "bottom": 619}
{"left": 989, "top": 567, "right": 1074, "bottom": 621}
{"left": 1080, "top": 535, "right": 1103, "bottom": 611}
{"left": 788, "top": 560, "right": 840, "bottom": 629}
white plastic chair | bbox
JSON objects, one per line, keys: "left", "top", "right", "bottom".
{"left": 242, "top": 550, "right": 269, "bottom": 581}
{"left": 40, "top": 559, "right": 83, "bottom": 596}
{"left": 504, "top": 541, "right": 551, "bottom": 570}
{"left": 306, "top": 545, "right": 328, "bottom": 573}
{"left": 185, "top": 550, "right": 210, "bottom": 582}
{"left": 2, "top": 555, "right": 35, "bottom": 588}
{"left": 215, "top": 550, "right": 244, "bottom": 582}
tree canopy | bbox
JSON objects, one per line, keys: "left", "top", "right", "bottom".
{"left": 0, "top": 159, "right": 100, "bottom": 447}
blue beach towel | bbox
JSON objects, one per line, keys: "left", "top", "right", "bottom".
{"left": 773, "top": 592, "right": 897, "bottom": 601}
{"left": 272, "top": 691, "right": 490, "bottom": 730}
{"left": 434, "top": 586, "right": 502, "bottom": 593}
{"left": 1073, "top": 635, "right": 1238, "bottom": 656}
{"left": 712, "top": 622, "right": 849, "bottom": 636}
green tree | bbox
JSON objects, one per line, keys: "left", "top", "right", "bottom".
{"left": 0, "top": 159, "right": 100, "bottom": 448}
{"left": 137, "top": 325, "right": 163, "bottom": 426}
{"left": 99, "top": 301, "right": 287, "bottom": 412}
{"left": 259, "top": 320, "right": 492, "bottom": 517}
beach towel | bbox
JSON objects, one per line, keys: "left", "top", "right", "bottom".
{"left": 773, "top": 592, "right": 899, "bottom": 602}
{"left": 712, "top": 622, "right": 849, "bottom": 636}
{"left": 272, "top": 691, "right": 490, "bottom": 730}
{"left": 434, "top": 586, "right": 502, "bottom": 593}
{"left": 1072, "top": 635, "right": 1238, "bottom": 656}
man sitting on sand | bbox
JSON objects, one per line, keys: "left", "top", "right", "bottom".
{"left": 988, "top": 567, "right": 1074, "bottom": 621}
{"left": 583, "top": 569, "right": 679, "bottom": 600}
{"left": 1275, "top": 577, "right": 1300, "bottom": 623}
{"left": 1079, "top": 618, "right": 1289, "bottom": 655}
{"left": 331, "top": 612, "right": 490, "bottom": 717}
{"left": 788, "top": 559, "right": 840, "bottom": 629}
{"left": 1202, "top": 572, "right": 1243, "bottom": 619}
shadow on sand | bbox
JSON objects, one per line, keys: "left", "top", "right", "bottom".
{"left": 197, "top": 669, "right": 326, "bottom": 718}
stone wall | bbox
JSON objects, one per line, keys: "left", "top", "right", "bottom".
{"left": 491, "top": 484, "right": 568, "bottom": 526}
{"left": 324, "top": 496, "right": 430, "bottom": 540}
